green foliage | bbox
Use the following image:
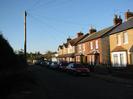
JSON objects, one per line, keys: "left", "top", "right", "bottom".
{"left": 44, "top": 50, "right": 53, "bottom": 61}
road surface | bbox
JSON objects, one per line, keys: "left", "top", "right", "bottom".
{"left": 27, "top": 65, "right": 133, "bottom": 99}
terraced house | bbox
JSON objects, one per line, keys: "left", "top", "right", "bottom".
{"left": 76, "top": 25, "right": 118, "bottom": 65}
{"left": 58, "top": 32, "right": 85, "bottom": 62}
{"left": 110, "top": 10, "right": 133, "bottom": 67}
{"left": 75, "top": 13, "right": 124, "bottom": 65}
{"left": 58, "top": 10, "right": 133, "bottom": 67}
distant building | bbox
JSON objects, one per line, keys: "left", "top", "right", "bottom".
{"left": 51, "top": 52, "right": 58, "bottom": 62}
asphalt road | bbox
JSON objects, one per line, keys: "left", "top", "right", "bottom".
{"left": 29, "top": 65, "right": 133, "bottom": 99}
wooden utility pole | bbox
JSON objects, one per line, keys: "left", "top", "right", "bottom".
{"left": 24, "top": 11, "right": 27, "bottom": 60}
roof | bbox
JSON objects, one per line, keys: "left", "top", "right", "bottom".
{"left": 111, "top": 46, "right": 127, "bottom": 52}
{"left": 110, "top": 17, "right": 133, "bottom": 35}
{"left": 63, "top": 43, "right": 68, "bottom": 48}
{"left": 67, "top": 34, "right": 88, "bottom": 46}
{"left": 78, "top": 26, "right": 115, "bottom": 44}
{"left": 58, "top": 45, "right": 63, "bottom": 49}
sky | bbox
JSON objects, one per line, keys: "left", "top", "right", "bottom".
{"left": 0, "top": 0, "right": 133, "bottom": 54}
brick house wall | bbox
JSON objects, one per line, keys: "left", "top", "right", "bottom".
{"left": 84, "top": 38, "right": 102, "bottom": 64}
{"left": 110, "top": 28, "right": 133, "bottom": 66}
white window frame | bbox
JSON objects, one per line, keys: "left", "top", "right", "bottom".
{"left": 83, "top": 43, "right": 85, "bottom": 51}
{"left": 90, "top": 42, "right": 93, "bottom": 49}
{"left": 116, "top": 34, "right": 121, "bottom": 46}
{"left": 68, "top": 44, "right": 72, "bottom": 53}
{"left": 112, "top": 52, "right": 127, "bottom": 67}
{"left": 78, "top": 44, "right": 82, "bottom": 50}
{"left": 72, "top": 46, "right": 75, "bottom": 53}
{"left": 123, "top": 32, "right": 128, "bottom": 44}
{"left": 78, "top": 44, "right": 82, "bottom": 53}
{"left": 95, "top": 40, "right": 98, "bottom": 49}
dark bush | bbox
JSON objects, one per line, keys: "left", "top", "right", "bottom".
{"left": 0, "top": 34, "right": 27, "bottom": 71}
{"left": 0, "top": 34, "right": 35, "bottom": 98}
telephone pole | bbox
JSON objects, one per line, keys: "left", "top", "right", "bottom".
{"left": 24, "top": 10, "right": 27, "bottom": 60}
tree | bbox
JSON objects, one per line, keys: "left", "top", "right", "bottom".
{"left": 44, "top": 51, "right": 53, "bottom": 61}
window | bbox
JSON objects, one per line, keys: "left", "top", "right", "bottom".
{"left": 95, "top": 40, "right": 98, "bottom": 49}
{"left": 83, "top": 44, "right": 85, "bottom": 51}
{"left": 113, "top": 54, "right": 118, "bottom": 65}
{"left": 68, "top": 45, "right": 72, "bottom": 53}
{"left": 90, "top": 42, "right": 93, "bottom": 49}
{"left": 78, "top": 44, "right": 82, "bottom": 53}
{"left": 123, "top": 32, "right": 128, "bottom": 44}
{"left": 120, "top": 53, "right": 124, "bottom": 65}
{"left": 116, "top": 34, "right": 121, "bottom": 45}
{"left": 78, "top": 44, "right": 81, "bottom": 50}
{"left": 112, "top": 52, "right": 127, "bottom": 67}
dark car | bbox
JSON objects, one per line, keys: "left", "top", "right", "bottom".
{"left": 49, "top": 62, "right": 59, "bottom": 69}
{"left": 66, "top": 63, "right": 90, "bottom": 76}
{"left": 58, "top": 61, "right": 69, "bottom": 71}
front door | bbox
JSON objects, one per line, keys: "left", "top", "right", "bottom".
{"left": 95, "top": 54, "right": 100, "bottom": 65}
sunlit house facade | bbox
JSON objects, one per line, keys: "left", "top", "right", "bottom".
{"left": 110, "top": 10, "right": 133, "bottom": 67}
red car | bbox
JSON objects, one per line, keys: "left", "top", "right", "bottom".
{"left": 66, "top": 63, "right": 90, "bottom": 76}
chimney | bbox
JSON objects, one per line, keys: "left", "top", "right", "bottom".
{"left": 89, "top": 26, "right": 97, "bottom": 34}
{"left": 125, "top": 9, "right": 133, "bottom": 21}
{"left": 67, "top": 37, "right": 71, "bottom": 42}
{"left": 77, "top": 32, "right": 83, "bottom": 37}
{"left": 113, "top": 14, "right": 122, "bottom": 25}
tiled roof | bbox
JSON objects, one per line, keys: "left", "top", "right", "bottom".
{"left": 67, "top": 34, "right": 88, "bottom": 46}
{"left": 78, "top": 26, "right": 115, "bottom": 44}
{"left": 110, "top": 17, "right": 133, "bottom": 34}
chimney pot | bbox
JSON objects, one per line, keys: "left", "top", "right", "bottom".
{"left": 67, "top": 37, "right": 71, "bottom": 42}
{"left": 113, "top": 14, "right": 122, "bottom": 25}
{"left": 77, "top": 32, "right": 83, "bottom": 37}
{"left": 89, "top": 26, "right": 97, "bottom": 34}
{"left": 125, "top": 10, "right": 133, "bottom": 21}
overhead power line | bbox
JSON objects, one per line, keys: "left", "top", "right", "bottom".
{"left": 29, "top": 12, "right": 88, "bottom": 27}
{"left": 28, "top": 13, "right": 65, "bottom": 37}
{"left": 27, "top": 0, "right": 41, "bottom": 11}
{"left": 41, "top": 0, "right": 73, "bottom": 9}
{"left": 27, "top": 0, "right": 58, "bottom": 12}
{"left": 27, "top": 0, "right": 75, "bottom": 12}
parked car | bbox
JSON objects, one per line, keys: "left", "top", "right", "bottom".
{"left": 40, "top": 61, "right": 47, "bottom": 66}
{"left": 45, "top": 61, "right": 52, "bottom": 67}
{"left": 34, "top": 60, "right": 42, "bottom": 65}
{"left": 49, "top": 62, "right": 59, "bottom": 69}
{"left": 58, "top": 61, "right": 69, "bottom": 71}
{"left": 66, "top": 63, "right": 90, "bottom": 76}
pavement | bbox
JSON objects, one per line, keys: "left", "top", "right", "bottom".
{"left": 90, "top": 72, "right": 133, "bottom": 86}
